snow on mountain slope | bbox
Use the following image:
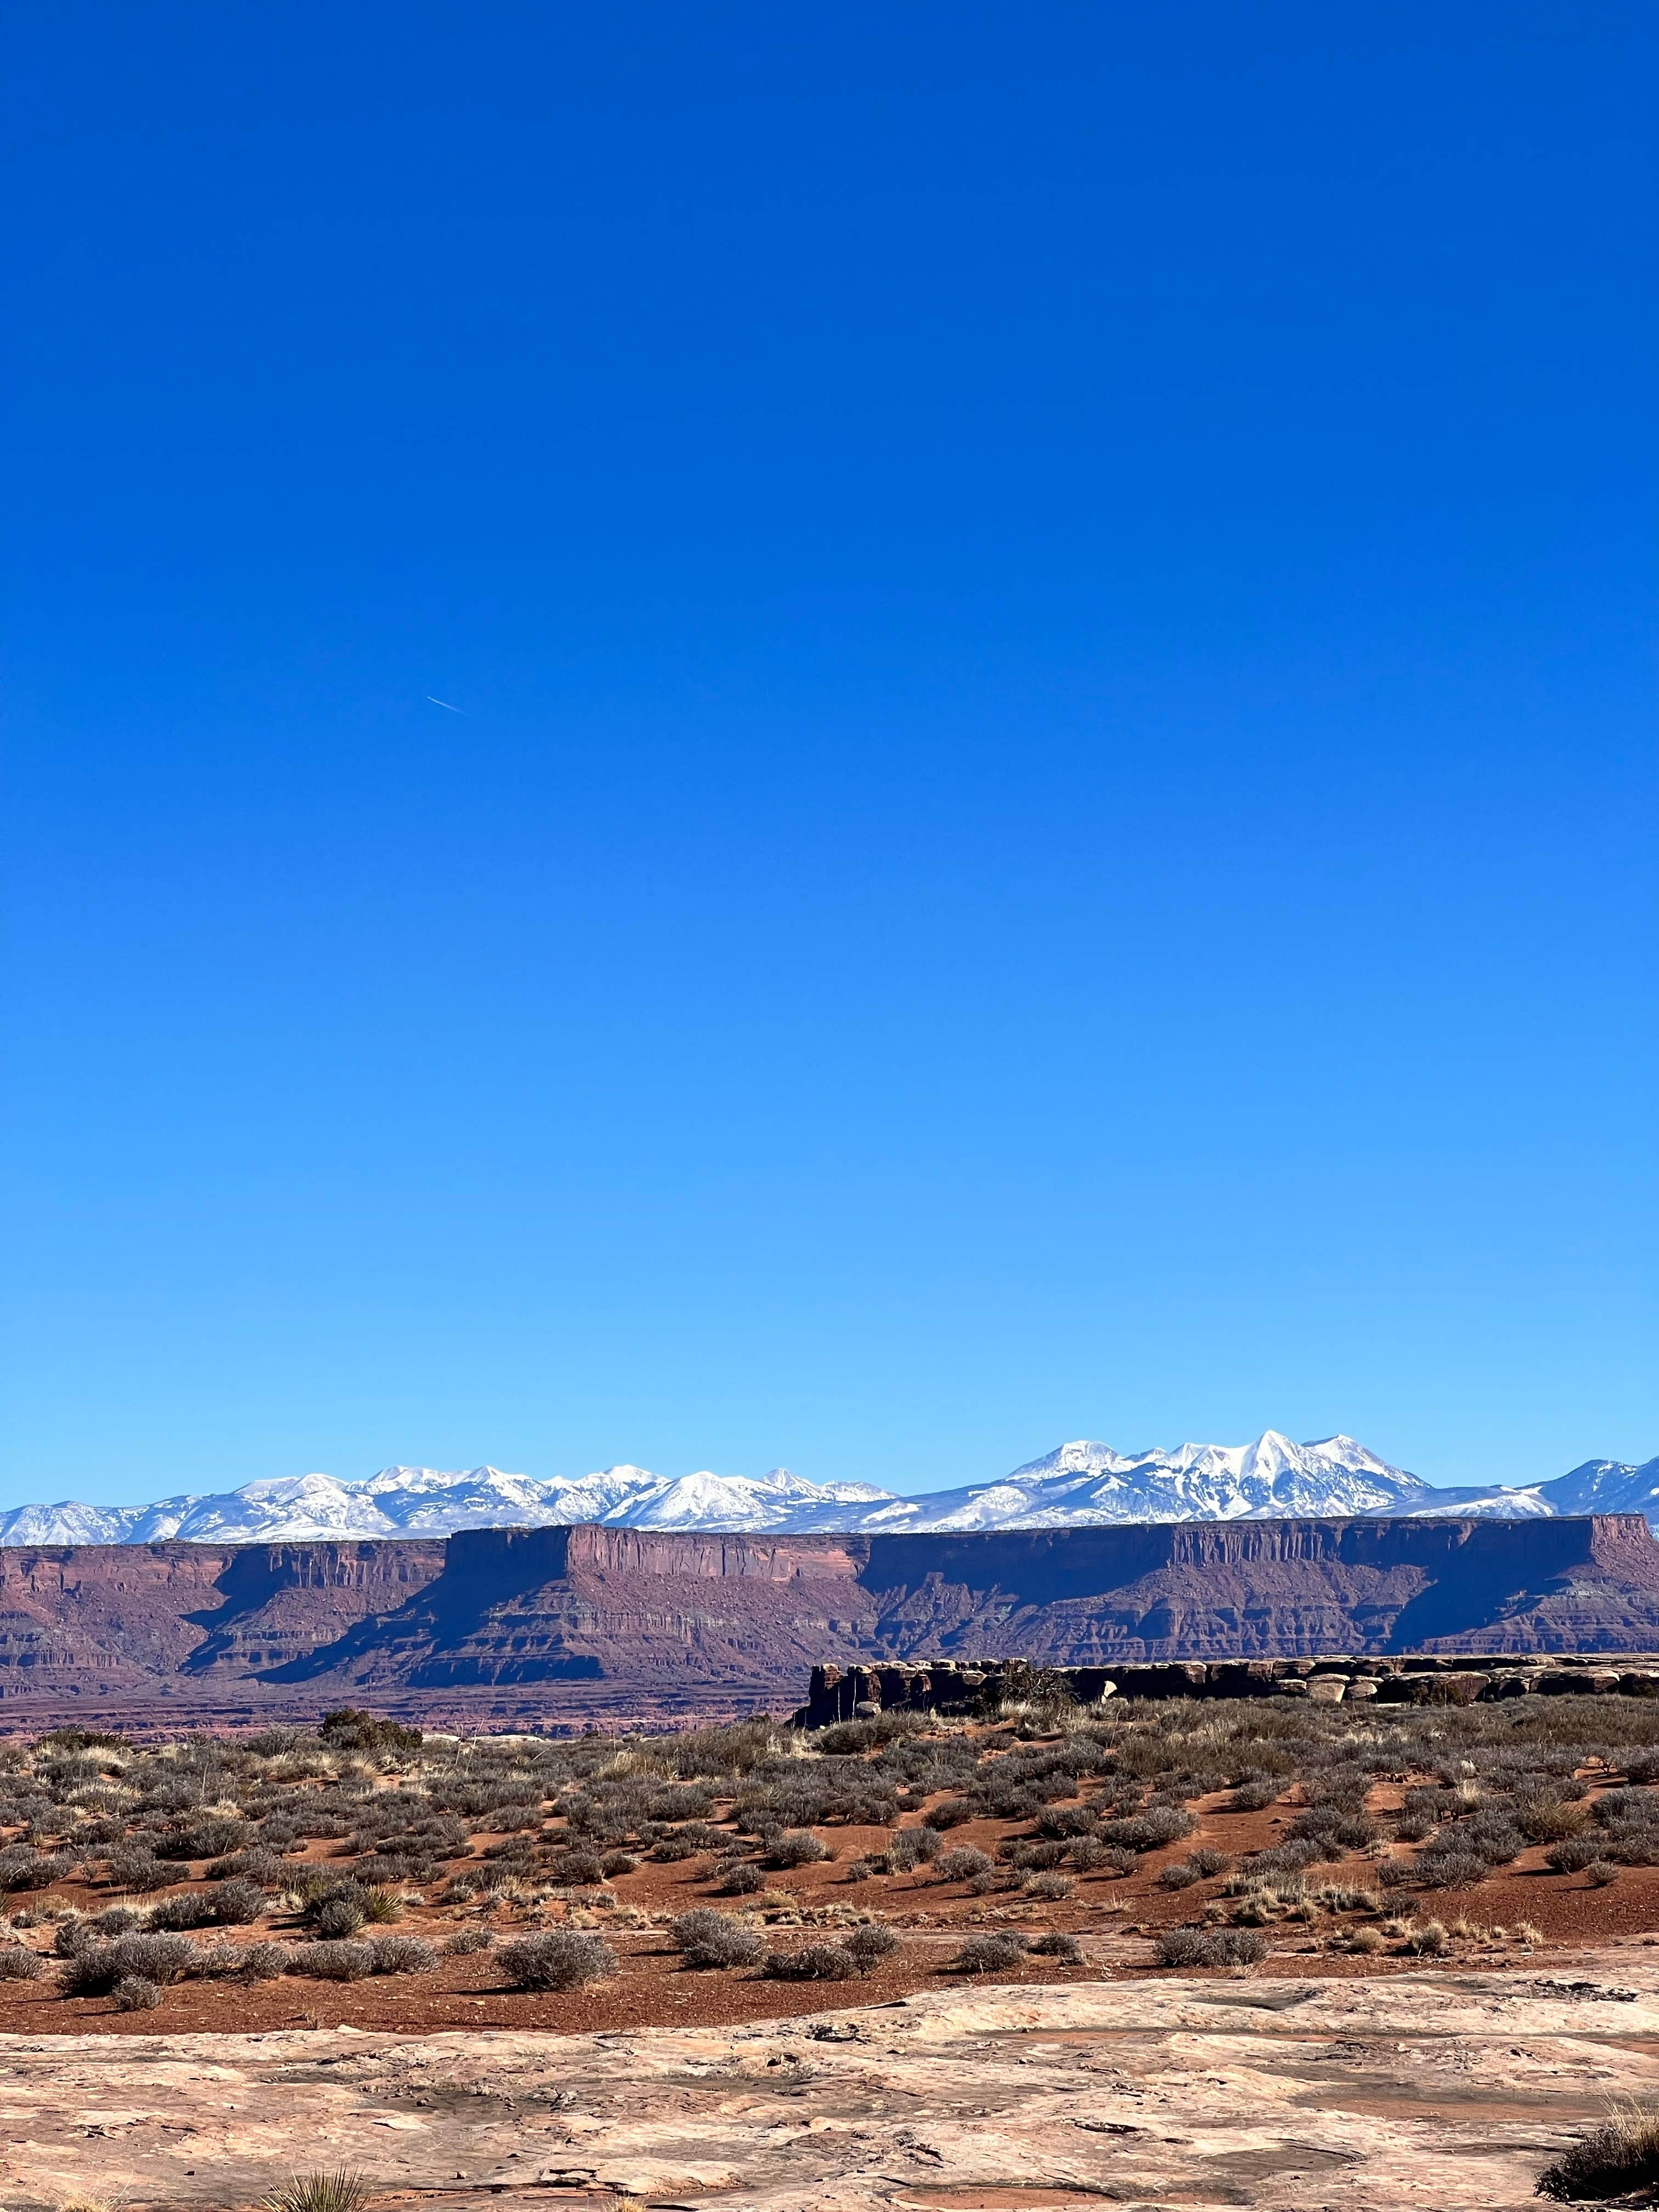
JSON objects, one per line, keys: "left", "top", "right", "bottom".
{"left": 842, "top": 1432, "right": 1438, "bottom": 1530}
{"left": 1, "top": 1436, "right": 1650, "bottom": 1543}
{"left": 1539, "top": 1458, "right": 1659, "bottom": 1519}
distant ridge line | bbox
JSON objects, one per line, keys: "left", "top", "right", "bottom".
{"left": 4, "top": 1432, "right": 1656, "bottom": 1544}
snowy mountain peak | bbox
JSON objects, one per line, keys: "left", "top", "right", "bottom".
{"left": 1, "top": 1435, "right": 1652, "bottom": 1544}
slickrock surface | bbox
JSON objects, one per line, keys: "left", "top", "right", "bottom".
{"left": 8, "top": 1955, "right": 1659, "bottom": 2210}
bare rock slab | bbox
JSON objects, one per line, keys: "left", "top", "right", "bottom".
{"left": 6, "top": 1955, "right": 1659, "bottom": 2211}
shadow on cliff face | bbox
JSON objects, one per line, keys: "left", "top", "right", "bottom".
{"left": 261, "top": 1527, "right": 606, "bottom": 1688}
{"left": 180, "top": 1542, "right": 449, "bottom": 1677}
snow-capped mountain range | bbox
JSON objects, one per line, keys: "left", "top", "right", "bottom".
{"left": 3, "top": 1432, "right": 1655, "bottom": 1545}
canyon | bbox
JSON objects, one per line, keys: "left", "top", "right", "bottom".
{"left": 6, "top": 1513, "right": 1659, "bottom": 1731}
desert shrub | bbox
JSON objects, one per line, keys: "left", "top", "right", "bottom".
{"left": 764, "top": 1941, "right": 855, "bottom": 1980}
{"left": 1159, "top": 1860, "right": 1204, "bottom": 1891}
{"left": 191, "top": 1940, "right": 248, "bottom": 1977}
{"left": 499, "top": 1931, "right": 616, "bottom": 1991}
{"left": 558, "top": 1850, "right": 608, "bottom": 1885}
{"left": 1228, "top": 1778, "right": 1281, "bottom": 1812}
{"left": 1249, "top": 1841, "right": 1325, "bottom": 1877}
{"left": 105, "top": 1847, "right": 172, "bottom": 1893}
{"left": 357, "top": 1886, "right": 404, "bottom": 1925}
{"left": 769, "top": 1829, "right": 831, "bottom": 1867}
{"left": 113, "top": 1973, "right": 162, "bottom": 2011}
{"left": 648, "top": 1833, "right": 704, "bottom": 1862}
{"left": 1414, "top": 1850, "right": 1488, "bottom": 1891}
{"left": 716, "top": 1860, "right": 766, "bottom": 1896}
{"left": 155, "top": 1815, "right": 249, "bottom": 1861}
{"left": 950, "top": 1931, "right": 1026, "bottom": 1974}
{"left": 1100, "top": 1806, "right": 1197, "bottom": 1854}
{"left": 206, "top": 1847, "right": 286, "bottom": 1887}
{"left": 313, "top": 1894, "right": 367, "bottom": 1939}
{"left": 1154, "top": 1927, "right": 1268, "bottom": 1968}
{"left": 1008, "top": 1839, "right": 1070, "bottom": 1871}
{"left": 922, "top": 1797, "right": 978, "bottom": 1831}
{"left": 0, "top": 1944, "right": 44, "bottom": 1979}
{"left": 1188, "top": 1847, "right": 1232, "bottom": 1877}
{"left": 670, "top": 1909, "right": 766, "bottom": 1970}
{"left": 145, "top": 1892, "right": 221, "bottom": 1931}
{"left": 291, "top": 1940, "right": 374, "bottom": 1982}
{"left": 60, "top": 1931, "right": 195, "bottom": 1995}
{"left": 442, "top": 1927, "right": 494, "bottom": 1955}
{"left": 1545, "top": 1833, "right": 1604, "bottom": 1874}
{"left": 1398, "top": 1918, "right": 1451, "bottom": 1955}
{"left": 366, "top": 1934, "right": 437, "bottom": 1974}
{"left": 1594, "top": 1787, "right": 1659, "bottom": 1830}
{"left": 319, "top": 1711, "right": 423, "bottom": 1755}
{"left": 1511, "top": 1795, "right": 1590, "bottom": 1844}
{"left": 1035, "top": 1803, "right": 1101, "bottom": 1840}
{"left": 1056, "top": 1837, "right": 1104, "bottom": 1872}
{"left": 1028, "top": 1931, "right": 1082, "bottom": 1960}
{"left": 1537, "top": 2106, "right": 1659, "bottom": 2202}
{"left": 0, "top": 1847, "right": 74, "bottom": 1892}
{"left": 1586, "top": 1860, "right": 1621, "bottom": 1888}
{"left": 244, "top": 1940, "right": 292, "bottom": 1978}
{"left": 936, "top": 1846, "right": 993, "bottom": 1882}
{"left": 85, "top": 1906, "right": 143, "bottom": 1938}
{"left": 263, "top": 2174, "right": 372, "bottom": 2212}
{"left": 1024, "top": 1871, "right": 1075, "bottom": 1900}
{"left": 1461, "top": 1820, "right": 1526, "bottom": 1865}
{"left": 888, "top": 1825, "right": 943, "bottom": 1870}
{"left": 844, "top": 1922, "right": 900, "bottom": 1973}
{"left": 600, "top": 1850, "right": 639, "bottom": 1877}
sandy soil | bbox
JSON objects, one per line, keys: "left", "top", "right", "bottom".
{"left": 9, "top": 1953, "right": 1659, "bottom": 2210}
{"left": 9, "top": 1788, "right": 1659, "bottom": 2041}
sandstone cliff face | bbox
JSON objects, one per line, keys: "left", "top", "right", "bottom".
{"left": 0, "top": 1541, "right": 446, "bottom": 1698}
{"left": 3, "top": 1517, "right": 1658, "bottom": 1717}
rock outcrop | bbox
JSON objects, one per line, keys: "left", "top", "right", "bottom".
{"left": 4, "top": 1514, "right": 1659, "bottom": 1727}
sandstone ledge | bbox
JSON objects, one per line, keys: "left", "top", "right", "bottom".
{"left": 7, "top": 1956, "right": 1659, "bottom": 2210}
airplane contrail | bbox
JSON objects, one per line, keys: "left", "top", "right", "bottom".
{"left": 427, "top": 695, "right": 466, "bottom": 713}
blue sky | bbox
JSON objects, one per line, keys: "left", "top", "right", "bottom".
{"left": 3, "top": 2, "right": 1654, "bottom": 1505}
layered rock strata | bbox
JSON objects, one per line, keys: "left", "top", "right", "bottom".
{"left": 3, "top": 1513, "right": 1659, "bottom": 1728}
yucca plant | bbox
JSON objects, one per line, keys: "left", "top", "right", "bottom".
{"left": 262, "top": 2171, "right": 372, "bottom": 2212}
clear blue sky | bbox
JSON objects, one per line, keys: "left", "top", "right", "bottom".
{"left": 3, "top": 3, "right": 1654, "bottom": 1506}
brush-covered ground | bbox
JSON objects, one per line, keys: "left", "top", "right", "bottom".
{"left": 4, "top": 1690, "right": 1659, "bottom": 2036}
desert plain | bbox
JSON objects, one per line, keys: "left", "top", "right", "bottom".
{"left": 5, "top": 1686, "right": 1659, "bottom": 2207}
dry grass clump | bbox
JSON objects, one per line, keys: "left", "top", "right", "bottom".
{"left": 1536, "top": 2101, "right": 1659, "bottom": 2202}
{"left": 764, "top": 1940, "right": 856, "bottom": 1980}
{"left": 262, "top": 2172, "right": 373, "bottom": 2212}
